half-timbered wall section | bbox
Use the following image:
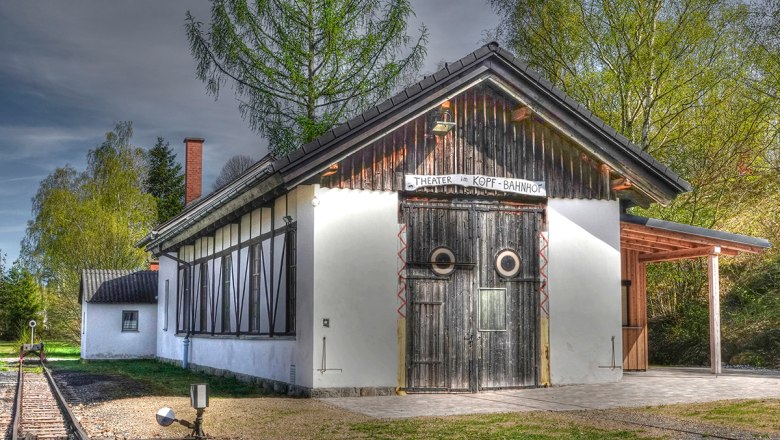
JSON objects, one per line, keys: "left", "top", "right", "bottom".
{"left": 174, "top": 189, "right": 299, "bottom": 338}
{"left": 320, "top": 83, "right": 615, "bottom": 201}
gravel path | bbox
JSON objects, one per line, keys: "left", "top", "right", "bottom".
{"left": 0, "top": 371, "right": 17, "bottom": 440}
{"left": 43, "top": 367, "right": 780, "bottom": 439}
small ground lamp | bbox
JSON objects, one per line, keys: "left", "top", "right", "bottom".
{"left": 156, "top": 383, "right": 210, "bottom": 439}
{"left": 431, "top": 101, "right": 456, "bottom": 136}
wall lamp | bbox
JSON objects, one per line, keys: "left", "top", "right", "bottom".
{"left": 431, "top": 101, "right": 456, "bottom": 135}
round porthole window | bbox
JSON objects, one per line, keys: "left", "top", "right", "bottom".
{"left": 430, "top": 246, "right": 456, "bottom": 276}
{"left": 495, "top": 249, "right": 521, "bottom": 278}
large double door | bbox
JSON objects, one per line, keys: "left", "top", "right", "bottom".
{"left": 404, "top": 200, "right": 543, "bottom": 392}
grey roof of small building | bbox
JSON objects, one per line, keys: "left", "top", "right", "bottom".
{"left": 621, "top": 214, "right": 771, "bottom": 249}
{"left": 80, "top": 269, "right": 158, "bottom": 304}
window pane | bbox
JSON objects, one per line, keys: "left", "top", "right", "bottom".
{"left": 222, "top": 255, "right": 232, "bottom": 332}
{"left": 621, "top": 284, "right": 630, "bottom": 326}
{"left": 163, "top": 280, "right": 169, "bottom": 332}
{"left": 479, "top": 288, "right": 506, "bottom": 331}
{"left": 122, "top": 310, "right": 138, "bottom": 332}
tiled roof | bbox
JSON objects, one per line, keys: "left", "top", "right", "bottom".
{"left": 621, "top": 214, "right": 771, "bottom": 250}
{"left": 80, "top": 269, "right": 158, "bottom": 304}
{"left": 140, "top": 42, "right": 692, "bottom": 252}
{"left": 270, "top": 42, "right": 691, "bottom": 194}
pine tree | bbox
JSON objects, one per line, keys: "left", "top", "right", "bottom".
{"left": 145, "top": 137, "right": 185, "bottom": 224}
{"left": 0, "top": 265, "right": 42, "bottom": 340}
{"left": 186, "top": 0, "right": 428, "bottom": 157}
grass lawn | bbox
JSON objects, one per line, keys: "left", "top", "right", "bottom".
{"left": 350, "top": 412, "right": 658, "bottom": 440}
{"left": 47, "top": 359, "right": 270, "bottom": 398}
{"left": 641, "top": 398, "right": 780, "bottom": 435}
{"left": 0, "top": 340, "right": 80, "bottom": 359}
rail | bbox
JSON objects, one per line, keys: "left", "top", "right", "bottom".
{"left": 9, "top": 355, "right": 90, "bottom": 440}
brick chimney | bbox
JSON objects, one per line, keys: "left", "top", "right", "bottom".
{"left": 184, "top": 137, "right": 204, "bottom": 205}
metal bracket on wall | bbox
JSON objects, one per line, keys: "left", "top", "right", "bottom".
{"left": 317, "top": 337, "right": 343, "bottom": 373}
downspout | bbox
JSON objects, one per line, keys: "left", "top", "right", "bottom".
{"left": 182, "top": 333, "right": 190, "bottom": 369}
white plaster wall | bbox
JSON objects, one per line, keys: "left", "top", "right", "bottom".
{"left": 157, "top": 255, "right": 182, "bottom": 362}
{"left": 547, "top": 198, "right": 622, "bottom": 385}
{"left": 154, "top": 188, "right": 316, "bottom": 388}
{"left": 311, "top": 187, "right": 399, "bottom": 389}
{"left": 82, "top": 302, "right": 157, "bottom": 359}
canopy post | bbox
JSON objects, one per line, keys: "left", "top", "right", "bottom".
{"left": 708, "top": 247, "right": 721, "bottom": 374}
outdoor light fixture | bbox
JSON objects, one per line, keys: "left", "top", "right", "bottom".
{"left": 156, "top": 383, "right": 210, "bottom": 439}
{"left": 431, "top": 102, "right": 456, "bottom": 135}
{"left": 322, "top": 163, "right": 339, "bottom": 177}
{"left": 311, "top": 196, "right": 320, "bottom": 207}
{"left": 283, "top": 215, "right": 293, "bottom": 225}
{"left": 511, "top": 105, "right": 533, "bottom": 122}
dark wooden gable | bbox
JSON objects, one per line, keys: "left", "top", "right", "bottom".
{"left": 320, "top": 82, "right": 614, "bottom": 200}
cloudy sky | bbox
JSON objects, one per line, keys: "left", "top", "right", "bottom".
{"left": 0, "top": 1, "right": 500, "bottom": 263}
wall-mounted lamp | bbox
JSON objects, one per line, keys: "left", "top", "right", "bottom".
{"left": 511, "top": 105, "right": 533, "bottom": 122}
{"left": 283, "top": 215, "right": 293, "bottom": 225}
{"left": 322, "top": 163, "right": 339, "bottom": 177}
{"left": 311, "top": 196, "right": 320, "bottom": 207}
{"left": 431, "top": 101, "right": 456, "bottom": 136}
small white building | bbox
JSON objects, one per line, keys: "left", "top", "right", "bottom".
{"left": 138, "top": 43, "right": 769, "bottom": 396}
{"left": 80, "top": 269, "right": 158, "bottom": 359}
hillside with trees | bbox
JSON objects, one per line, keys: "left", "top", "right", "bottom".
{"left": 21, "top": 122, "right": 159, "bottom": 341}
{"left": 491, "top": 0, "right": 780, "bottom": 367}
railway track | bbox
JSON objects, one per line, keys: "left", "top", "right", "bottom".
{"left": 3, "top": 358, "right": 89, "bottom": 440}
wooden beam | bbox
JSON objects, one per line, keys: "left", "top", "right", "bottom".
{"left": 709, "top": 253, "right": 721, "bottom": 374}
{"left": 621, "top": 223, "right": 760, "bottom": 254}
{"left": 621, "top": 242, "right": 671, "bottom": 254}
{"left": 622, "top": 237, "right": 680, "bottom": 252}
{"left": 621, "top": 229, "right": 700, "bottom": 248}
{"left": 639, "top": 246, "right": 721, "bottom": 263}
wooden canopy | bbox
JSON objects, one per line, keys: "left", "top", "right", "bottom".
{"left": 619, "top": 214, "right": 770, "bottom": 374}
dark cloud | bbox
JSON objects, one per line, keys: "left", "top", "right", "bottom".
{"left": 0, "top": 0, "right": 498, "bottom": 262}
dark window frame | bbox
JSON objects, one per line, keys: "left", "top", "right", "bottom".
{"left": 163, "top": 280, "right": 169, "bottom": 332}
{"left": 173, "top": 222, "right": 297, "bottom": 338}
{"left": 621, "top": 280, "right": 632, "bottom": 327}
{"left": 221, "top": 254, "right": 232, "bottom": 333}
{"left": 199, "top": 262, "right": 209, "bottom": 332}
{"left": 249, "top": 242, "right": 262, "bottom": 333}
{"left": 285, "top": 227, "right": 297, "bottom": 334}
{"left": 122, "top": 310, "right": 139, "bottom": 332}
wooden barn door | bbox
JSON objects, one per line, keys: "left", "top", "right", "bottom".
{"left": 403, "top": 200, "right": 542, "bottom": 392}
{"left": 404, "top": 202, "right": 475, "bottom": 391}
{"left": 476, "top": 208, "right": 542, "bottom": 390}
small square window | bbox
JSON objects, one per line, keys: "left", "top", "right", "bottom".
{"left": 122, "top": 310, "right": 139, "bottom": 332}
{"left": 621, "top": 280, "right": 631, "bottom": 327}
{"left": 479, "top": 288, "right": 507, "bottom": 331}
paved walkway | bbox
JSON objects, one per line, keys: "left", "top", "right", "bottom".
{"left": 321, "top": 367, "right": 780, "bottom": 419}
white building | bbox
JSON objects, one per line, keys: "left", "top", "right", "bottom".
{"left": 80, "top": 269, "right": 158, "bottom": 359}
{"left": 135, "top": 43, "right": 769, "bottom": 396}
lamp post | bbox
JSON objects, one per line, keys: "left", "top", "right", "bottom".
{"left": 155, "top": 383, "right": 209, "bottom": 439}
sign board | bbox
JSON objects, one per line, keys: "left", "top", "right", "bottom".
{"left": 405, "top": 174, "right": 546, "bottom": 197}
